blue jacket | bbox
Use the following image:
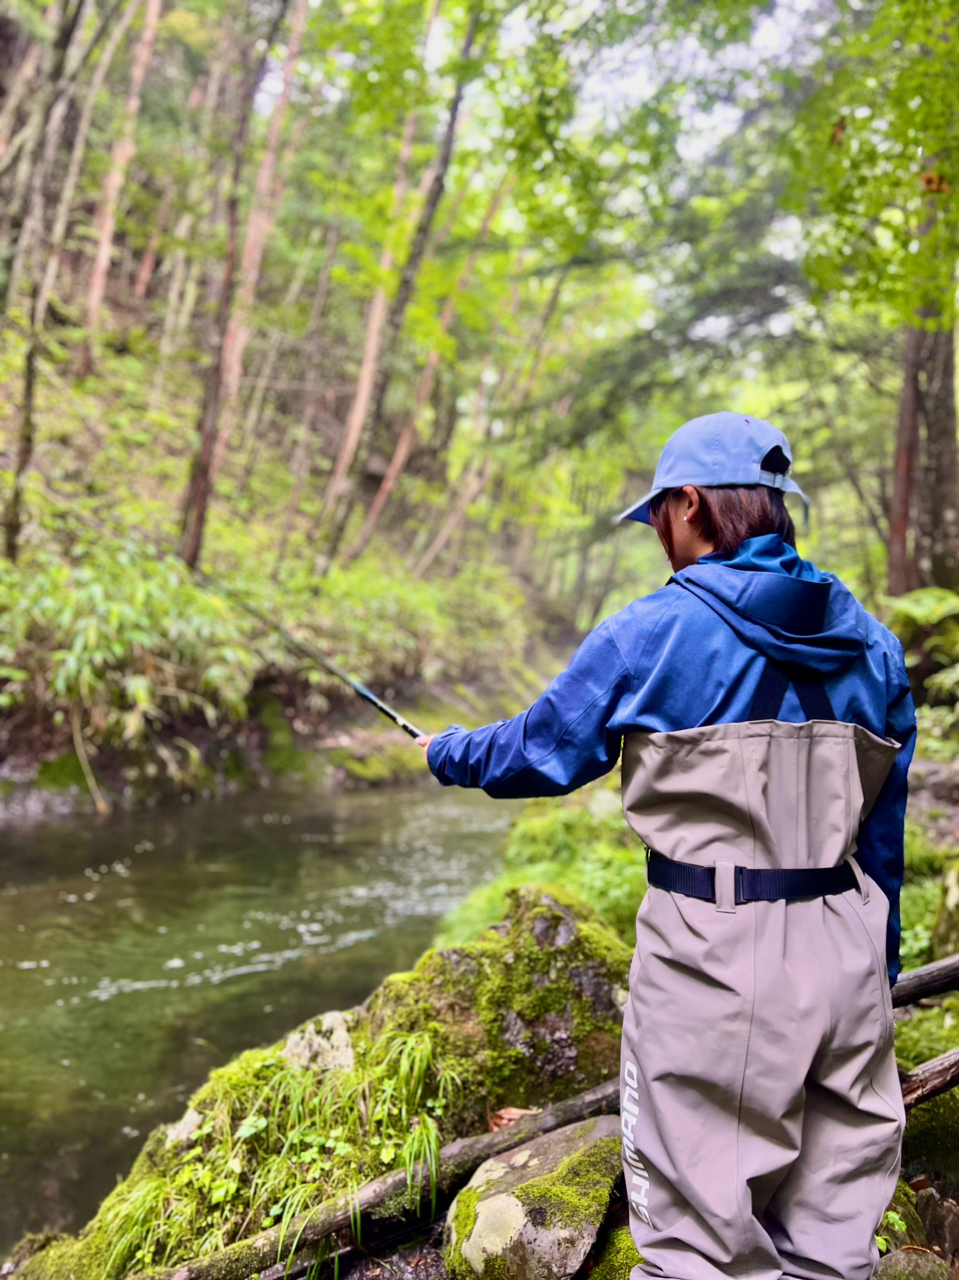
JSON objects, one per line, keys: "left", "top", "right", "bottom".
{"left": 427, "top": 535, "right": 916, "bottom": 983}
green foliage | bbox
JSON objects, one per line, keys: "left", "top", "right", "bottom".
{"left": 904, "top": 819, "right": 955, "bottom": 882}
{"left": 0, "top": 535, "right": 257, "bottom": 740}
{"left": 895, "top": 997, "right": 959, "bottom": 1072}
{"left": 876, "top": 1208, "right": 909, "bottom": 1254}
{"left": 887, "top": 589, "right": 959, "bottom": 741}
{"left": 436, "top": 784, "right": 646, "bottom": 946}
{"left": 0, "top": 523, "right": 531, "bottom": 781}
{"left": 787, "top": 0, "right": 959, "bottom": 324}
{"left": 900, "top": 876, "right": 943, "bottom": 970}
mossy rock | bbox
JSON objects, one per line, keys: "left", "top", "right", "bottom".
{"left": 12, "top": 888, "right": 630, "bottom": 1280}
{"left": 259, "top": 695, "right": 321, "bottom": 779}
{"left": 914, "top": 1187, "right": 959, "bottom": 1262}
{"left": 444, "top": 1116, "right": 623, "bottom": 1280}
{"left": 883, "top": 1182, "right": 930, "bottom": 1251}
{"left": 903, "top": 1090, "right": 959, "bottom": 1195}
{"left": 876, "top": 1248, "right": 951, "bottom": 1279}
{"left": 931, "top": 859, "right": 959, "bottom": 959}
{"left": 590, "top": 1226, "right": 643, "bottom": 1280}
{"left": 36, "top": 751, "right": 87, "bottom": 791}
{"left": 325, "top": 740, "right": 425, "bottom": 787}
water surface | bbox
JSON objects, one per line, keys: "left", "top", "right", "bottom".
{"left": 0, "top": 784, "right": 514, "bottom": 1254}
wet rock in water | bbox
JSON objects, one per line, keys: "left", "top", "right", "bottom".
{"left": 281, "top": 1009, "right": 356, "bottom": 1071}
{"left": 444, "top": 1115, "right": 622, "bottom": 1280}
{"left": 12, "top": 888, "right": 630, "bottom": 1280}
{"left": 589, "top": 1226, "right": 642, "bottom": 1280}
{"left": 915, "top": 1188, "right": 959, "bottom": 1264}
{"left": 876, "top": 1248, "right": 951, "bottom": 1279}
{"left": 931, "top": 860, "right": 959, "bottom": 960}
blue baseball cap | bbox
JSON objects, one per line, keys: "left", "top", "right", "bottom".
{"left": 616, "top": 410, "right": 808, "bottom": 525}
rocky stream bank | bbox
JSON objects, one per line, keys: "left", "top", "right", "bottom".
{"left": 0, "top": 680, "right": 517, "bottom": 824}
{"left": 7, "top": 877, "right": 959, "bottom": 1280}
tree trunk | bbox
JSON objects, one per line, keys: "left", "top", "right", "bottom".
{"left": 148, "top": 50, "right": 227, "bottom": 409}
{"left": 889, "top": 327, "right": 926, "bottom": 594}
{"left": 0, "top": 42, "right": 42, "bottom": 160}
{"left": 342, "top": 178, "right": 510, "bottom": 562}
{"left": 356, "top": 12, "right": 479, "bottom": 473}
{"left": 3, "top": 333, "right": 38, "bottom": 561}
{"left": 33, "top": 0, "right": 144, "bottom": 331}
{"left": 922, "top": 325, "right": 959, "bottom": 590}
{"left": 891, "top": 953, "right": 959, "bottom": 1007}
{"left": 233, "top": 224, "right": 326, "bottom": 480}
{"left": 314, "top": 110, "right": 419, "bottom": 527}
{"left": 4, "top": 85, "right": 75, "bottom": 311}
{"left": 2, "top": 0, "right": 97, "bottom": 313}
{"left": 271, "top": 248, "right": 335, "bottom": 579}
{"left": 133, "top": 170, "right": 174, "bottom": 300}
{"left": 314, "top": 0, "right": 445, "bottom": 531}
{"left": 207, "top": 0, "right": 309, "bottom": 480}
{"left": 412, "top": 458, "right": 490, "bottom": 579}
{"left": 585, "top": 539, "right": 621, "bottom": 631}
{"left": 83, "top": 0, "right": 162, "bottom": 363}
{"left": 178, "top": 1, "right": 291, "bottom": 569}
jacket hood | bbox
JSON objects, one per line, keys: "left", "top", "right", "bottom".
{"left": 671, "top": 534, "right": 865, "bottom": 673}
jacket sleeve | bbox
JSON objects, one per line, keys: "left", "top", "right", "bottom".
{"left": 426, "top": 620, "right": 629, "bottom": 798}
{"left": 855, "top": 649, "right": 917, "bottom": 986}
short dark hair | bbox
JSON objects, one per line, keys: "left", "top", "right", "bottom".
{"left": 649, "top": 484, "right": 797, "bottom": 559}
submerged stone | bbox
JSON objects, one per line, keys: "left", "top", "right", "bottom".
{"left": 444, "top": 1115, "right": 622, "bottom": 1280}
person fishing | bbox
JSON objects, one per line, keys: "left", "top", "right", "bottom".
{"left": 416, "top": 412, "right": 915, "bottom": 1280}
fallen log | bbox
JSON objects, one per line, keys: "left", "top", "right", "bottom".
{"left": 892, "top": 954, "right": 959, "bottom": 1008}
{"left": 134, "top": 1079, "right": 621, "bottom": 1280}
{"left": 900, "top": 1047, "right": 959, "bottom": 1111}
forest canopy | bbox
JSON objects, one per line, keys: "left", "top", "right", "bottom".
{"left": 0, "top": 0, "right": 958, "bottom": 772}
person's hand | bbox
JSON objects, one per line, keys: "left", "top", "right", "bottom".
{"left": 415, "top": 734, "right": 436, "bottom": 752}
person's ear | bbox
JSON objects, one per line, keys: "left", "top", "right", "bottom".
{"left": 680, "top": 485, "right": 701, "bottom": 525}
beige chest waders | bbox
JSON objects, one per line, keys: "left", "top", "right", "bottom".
{"left": 619, "top": 662, "right": 904, "bottom": 1280}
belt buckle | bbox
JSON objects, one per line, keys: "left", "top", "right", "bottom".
{"left": 733, "top": 865, "right": 747, "bottom": 906}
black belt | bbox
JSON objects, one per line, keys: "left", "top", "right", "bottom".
{"left": 646, "top": 850, "right": 857, "bottom": 905}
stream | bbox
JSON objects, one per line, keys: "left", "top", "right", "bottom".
{"left": 0, "top": 783, "right": 515, "bottom": 1255}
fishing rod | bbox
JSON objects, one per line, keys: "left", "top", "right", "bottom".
{"left": 197, "top": 572, "right": 427, "bottom": 740}
{"left": 38, "top": 484, "right": 428, "bottom": 740}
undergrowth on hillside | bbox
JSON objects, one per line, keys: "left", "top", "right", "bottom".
{"left": 0, "top": 517, "right": 530, "bottom": 784}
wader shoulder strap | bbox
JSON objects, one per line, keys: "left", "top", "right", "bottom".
{"left": 749, "top": 660, "right": 836, "bottom": 721}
